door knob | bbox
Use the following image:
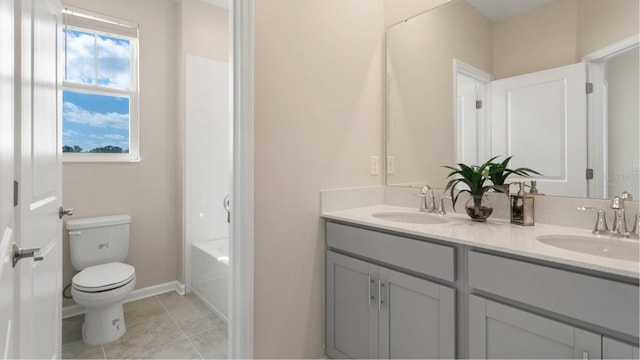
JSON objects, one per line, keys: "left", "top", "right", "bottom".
{"left": 12, "top": 243, "right": 44, "bottom": 267}
{"left": 59, "top": 206, "right": 74, "bottom": 219}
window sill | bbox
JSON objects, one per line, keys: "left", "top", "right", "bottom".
{"left": 62, "top": 153, "right": 141, "bottom": 163}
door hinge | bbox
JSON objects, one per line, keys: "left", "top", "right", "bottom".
{"left": 475, "top": 100, "right": 482, "bottom": 109}
{"left": 586, "top": 82, "right": 593, "bottom": 94}
{"left": 586, "top": 168, "right": 594, "bottom": 180}
{"left": 13, "top": 180, "right": 18, "bottom": 207}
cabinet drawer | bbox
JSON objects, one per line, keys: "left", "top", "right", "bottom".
{"left": 327, "top": 222, "right": 455, "bottom": 282}
{"left": 468, "top": 251, "right": 639, "bottom": 337}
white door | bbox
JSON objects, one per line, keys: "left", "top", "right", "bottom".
{"left": 16, "top": 0, "right": 63, "bottom": 358}
{"left": 491, "top": 62, "right": 587, "bottom": 197}
{"left": 457, "top": 84, "right": 480, "bottom": 165}
{"left": 0, "top": 0, "right": 16, "bottom": 358}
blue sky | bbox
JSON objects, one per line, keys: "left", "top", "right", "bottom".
{"left": 62, "top": 29, "right": 131, "bottom": 152}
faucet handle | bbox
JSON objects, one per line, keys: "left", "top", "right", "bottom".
{"left": 631, "top": 213, "right": 640, "bottom": 239}
{"left": 610, "top": 196, "right": 624, "bottom": 210}
{"left": 578, "top": 207, "right": 609, "bottom": 235}
{"left": 437, "top": 195, "right": 453, "bottom": 215}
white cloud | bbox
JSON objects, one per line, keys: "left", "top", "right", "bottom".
{"left": 91, "top": 133, "right": 125, "bottom": 141}
{"left": 65, "top": 30, "right": 131, "bottom": 89}
{"left": 63, "top": 102, "right": 129, "bottom": 129}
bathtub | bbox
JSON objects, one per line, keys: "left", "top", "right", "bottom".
{"left": 191, "top": 238, "right": 228, "bottom": 323}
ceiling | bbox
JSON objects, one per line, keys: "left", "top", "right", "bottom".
{"left": 466, "top": 0, "right": 558, "bottom": 21}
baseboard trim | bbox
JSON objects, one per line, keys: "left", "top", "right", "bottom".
{"left": 62, "top": 280, "right": 186, "bottom": 319}
{"left": 192, "top": 289, "right": 228, "bottom": 324}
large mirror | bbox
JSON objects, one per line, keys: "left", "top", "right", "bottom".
{"left": 385, "top": 0, "right": 639, "bottom": 199}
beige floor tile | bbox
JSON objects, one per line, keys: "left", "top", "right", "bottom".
{"left": 61, "top": 340, "right": 105, "bottom": 359}
{"left": 156, "top": 292, "right": 200, "bottom": 313}
{"left": 189, "top": 324, "right": 227, "bottom": 359}
{"left": 135, "top": 338, "right": 201, "bottom": 359}
{"left": 103, "top": 312, "right": 185, "bottom": 359}
{"left": 62, "top": 315, "right": 84, "bottom": 345}
{"left": 124, "top": 296, "right": 166, "bottom": 326}
{"left": 168, "top": 301, "right": 224, "bottom": 337}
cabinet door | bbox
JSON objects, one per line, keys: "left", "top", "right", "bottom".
{"left": 379, "top": 268, "right": 455, "bottom": 359}
{"left": 469, "top": 295, "right": 601, "bottom": 359}
{"left": 327, "top": 251, "right": 378, "bottom": 359}
{"left": 603, "top": 336, "right": 639, "bottom": 359}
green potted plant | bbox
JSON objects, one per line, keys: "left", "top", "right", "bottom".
{"left": 487, "top": 156, "right": 541, "bottom": 194}
{"left": 444, "top": 156, "right": 539, "bottom": 222}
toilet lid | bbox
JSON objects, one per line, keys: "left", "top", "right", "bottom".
{"left": 72, "top": 262, "right": 135, "bottom": 293}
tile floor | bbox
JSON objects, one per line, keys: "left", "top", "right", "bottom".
{"left": 62, "top": 292, "right": 227, "bottom": 359}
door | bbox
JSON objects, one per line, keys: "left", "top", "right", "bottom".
{"left": 457, "top": 83, "right": 480, "bottom": 165}
{"left": 16, "top": 0, "right": 63, "bottom": 358}
{"left": 468, "top": 295, "right": 601, "bottom": 359}
{"left": 326, "top": 251, "right": 378, "bottom": 359}
{"left": 0, "top": 0, "right": 15, "bottom": 357}
{"left": 378, "top": 268, "right": 455, "bottom": 359}
{"left": 491, "top": 62, "right": 587, "bottom": 197}
{"left": 602, "top": 336, "right": 639, "bottom": 359}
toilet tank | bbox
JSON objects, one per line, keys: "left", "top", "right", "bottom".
{"left": 66, "top": 214, "right": 132, "bottom": 271}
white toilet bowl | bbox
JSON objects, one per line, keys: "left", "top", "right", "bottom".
{"left": 71, "top": 262, "right": 136, "bottom": 346}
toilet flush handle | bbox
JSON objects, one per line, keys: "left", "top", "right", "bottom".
{"left": 59, "top": 206, "right": 75, "bottom": 219}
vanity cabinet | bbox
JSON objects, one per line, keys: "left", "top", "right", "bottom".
{"left": 325, "top": 222, "right": 456, "bottom": 359}
{"left": 326, "top": 251, "right": 455, "bottom": 359}
{"left": 468, "top": 295, "right": 601, "bottom": 359}
{"left": 324, "top": 221, "right": 639, "bottom": 359}
{"left": 603, "top": 337, "right": 640, "bottom": 359}
{"left": 468, "top": 250, "right": 639, "bottom": 359}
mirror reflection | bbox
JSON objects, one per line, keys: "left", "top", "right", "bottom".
{"left": 385, "top": 0, "right": 639, "bottom": 199}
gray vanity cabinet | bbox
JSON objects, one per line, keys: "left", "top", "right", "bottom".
{"left": 379, "top": 266, "right": 455, "bottom": 359}
{"left": 602, "top": 337, "right": 640, "bottom": 359}
{"left": 468, "top": 295, "right": 602, "bottom": 359}
{"left": 326, "top": 251, "right": 378, "bottom": 359}
{"left": 326, "top": 250, "right": 455, "bottom": 359}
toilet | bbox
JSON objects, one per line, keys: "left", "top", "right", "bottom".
{"left": 66, "top": 214, "right": 136, "bottom": 346}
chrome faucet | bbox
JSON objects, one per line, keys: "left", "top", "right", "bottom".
{"left": 577, "top": 207, "right": 609, "bottom": 235}
{"left": 436, "top": 195, "right": 453, "bottom": 215}
{"left": 417, "top": 186, "right": 433, "bottom": 212}
{"left": 631, "top": 213, "right": 640, "bottom": 239}
{"left": 610, "top": 196, "right": 628, "bottom": 236}
{"left": 417, "top": 185, "right": 447, "bottom": 214}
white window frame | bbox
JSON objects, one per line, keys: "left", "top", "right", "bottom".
{"left": 62, "top": 7, "right": 140, "bottom": 162}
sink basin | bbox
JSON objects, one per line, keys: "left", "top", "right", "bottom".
{"left": 537, "top": 235, "right": 639, "bottom": 262}
{"left": 372, "top": 212, "right": 449, "bottom": 225}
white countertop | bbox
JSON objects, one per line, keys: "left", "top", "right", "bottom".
{"left": 322, "top": 204, "right": 640, "bottom": 279}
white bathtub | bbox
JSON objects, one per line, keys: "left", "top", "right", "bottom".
{"left": 192, "top": 238, "right": 228, "bottom": 323}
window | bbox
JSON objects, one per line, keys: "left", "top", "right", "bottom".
{"left": 62, "top": 7, "right": 139, "bottom": 162}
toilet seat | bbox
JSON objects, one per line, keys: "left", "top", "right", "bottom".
{"left": 72, "top": 262, "right": 136, "bottom": 293}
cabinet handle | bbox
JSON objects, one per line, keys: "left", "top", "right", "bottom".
{"left": 582, "top": 351, "right": 588, "bottom": 360}
{"left": 368, "top": 276, "right": 374, "bottom": 306}
{"left": 378, "top": 281, "right": 385, "bottom": 311}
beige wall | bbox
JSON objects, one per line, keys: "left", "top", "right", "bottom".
{"left": 383, "top": 0, "right": 450, "bottom": 28}
{"left": 577, "top": 0, "right": 640, "bottom": 58}
{"left": 62, "top": 0, "right": 179, "bottom": 306}
{"left": 386, "top": 0, "right": 492, "bottom": 186}
{"left": 493, "top": 0, "right": 639, "bottom": 78}
{"left": 493, "top": 0, "right": 579, "bottom": 79}
{"left": 254, "top": 0, "right": 384, "bottom": 357}
{"left": 181, "top": 0, "right": 229, "bottom": 61}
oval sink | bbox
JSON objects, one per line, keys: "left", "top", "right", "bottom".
{"left": 537, "top": 235, "right": 639, "bottom": 262}
{"left": 372, "top": 212, "right": 449, "bottom": 225}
